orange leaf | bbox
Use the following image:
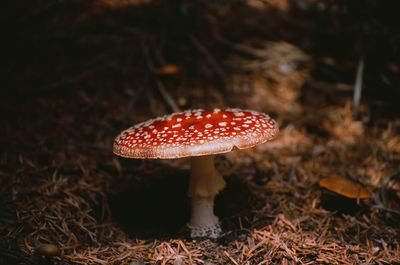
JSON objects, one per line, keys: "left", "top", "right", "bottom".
{"left": 319, "top": 175, "right": 371, "bottom": 199}
{"left": 155, "top": 64, "right": 181, "bottom": 75}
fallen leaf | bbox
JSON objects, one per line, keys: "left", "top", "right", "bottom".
{"left": 155, "top": 64, "right": 181, "bottom": 75}
{"left": 319, "top": 175, "right": 372, "bottom": 199}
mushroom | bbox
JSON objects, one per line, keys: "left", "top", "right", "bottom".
{"left": 113, "top": 108, "right": 278, "bottom": 238}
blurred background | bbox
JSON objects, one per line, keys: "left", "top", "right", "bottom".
{"left": 1, "top": 0, "right": 400, "bottom": 264}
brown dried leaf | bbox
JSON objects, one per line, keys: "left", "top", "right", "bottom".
{"left": 155, "top": 64, "right": 182, "bottom": 75}
{"left": 319, "top": 175, "right": 372, "bottom": 199}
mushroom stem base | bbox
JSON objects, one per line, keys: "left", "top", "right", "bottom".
{"left": 187, "top": 155, "right": 225, "bottom": 238}
{"left": 187, "top": 222, "right": 222, "bottom": 239}
{"left": 187, "top": 196, "right": 222, "bottom": 239}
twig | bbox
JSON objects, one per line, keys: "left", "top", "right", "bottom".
{"left": 142, "top": 42, "right": 180, "bottom": 113}
{"left": 177, "top": 240, "right": 193, "bottom": 265}
{"left": 217, "top": 37, "right": 267, "bottom": 58}
{"left": 353, "top": 57, "right": 365, "bottom": 119}
{"left": 224, "top": 250, "right": 239, "bottom": 265}
{"left": 380, "top": 172, "right": 400, "bottom": 209}
{"left": 373, "top": 204, "right": 400, "bottom": 215}
{"left": 346, "top": 171, "right": 368, "bottom": 185}
{"left": 372, "top": 172, "right": 400, "bottom": 217}
{"left": 188, "top": 34, "right": 229, "bottom": 91}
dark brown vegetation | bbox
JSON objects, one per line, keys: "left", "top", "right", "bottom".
{"left": 1, "top": 0, "right": 400, "bottom": 264}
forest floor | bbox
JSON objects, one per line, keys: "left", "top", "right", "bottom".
{"left": 1, "top": 0, "right": 400, "bottom": 264}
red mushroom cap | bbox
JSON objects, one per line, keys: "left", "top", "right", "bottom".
{"left": 113, "top": 108, "right": 278, "bottom": 159}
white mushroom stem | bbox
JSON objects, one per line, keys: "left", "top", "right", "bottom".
{"left": 187, "top": 155, "right": 226, "bottom": 238}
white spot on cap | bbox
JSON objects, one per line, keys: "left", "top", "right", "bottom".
{"left": 218, "top": 122, "right": 227, "bottom": 126}
{"left": 172, "top": 123, "right": 181, "bottom": 128}
{"left": 177, "top": 118, "right": 182, "bottom": 122}
{"left": 206, "top": 114, "right": 212, "bottom": 118}
{"left": 205, "top": 123, "right": 213, "bottom": 128}
{"left": 234, "top": 112, "right": 245, "bottom": 117}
